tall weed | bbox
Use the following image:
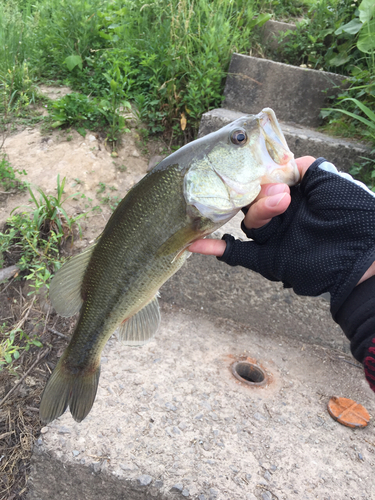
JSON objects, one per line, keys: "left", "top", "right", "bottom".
{"left": 0, "top": 0, "right": 261, "bottom": 138}
{"left": 0, "top": 1, "right": 38, "bottom": 115}
{"left": 85, "top": 0, "right": 256, "bottom": 136}
{"left": 34, "top": 0, "right": 105, "bottom": 77}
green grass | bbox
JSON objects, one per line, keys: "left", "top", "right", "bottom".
{"left": 0, "top": 0, "right": 373, "bottom": 156}
{"left": 254, "top": 0, "right": 322, "bottom": 21}
{"left": 0, "top": 1, "right": 39, "bottom": 117}
{"left": 0, "top": 0, "right": 328, "bottom": 140}
{"left": 0, "top": 0, "right": 262, "bottom": 139}
{"left": 0, "top": 154, "right": 26, "bottom": 191}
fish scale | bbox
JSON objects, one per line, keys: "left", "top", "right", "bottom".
{"left": 69, "top": 165, "right": 196, "bottom": 363}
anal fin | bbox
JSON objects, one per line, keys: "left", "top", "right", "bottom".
{"left": 115, "top": 295, "right": 161, "bottom": 346}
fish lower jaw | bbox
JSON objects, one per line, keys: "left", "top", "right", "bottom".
{"left": 192, "top": 201, "right": 240, "bottom": 223}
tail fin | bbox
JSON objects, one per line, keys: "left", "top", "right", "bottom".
{"left": 39, "top": 356, "right": 100, "bottom": 424}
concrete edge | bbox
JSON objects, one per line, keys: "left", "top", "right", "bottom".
{"left": 198, "top": 108, "right": 374, "bottom": 173}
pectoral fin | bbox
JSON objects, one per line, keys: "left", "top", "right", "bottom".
{"left": 115, "top": 295, "right": 161, "bottom": 346}
{"left": 49, "top": 243, "right": 97, "bottom": 317}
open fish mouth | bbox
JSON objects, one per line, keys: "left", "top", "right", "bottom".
{"left": 213, "top": 108, "right": 300, "bottom": 198}
{"left": 257, "top": 108, "right": 300, "bottom": 185}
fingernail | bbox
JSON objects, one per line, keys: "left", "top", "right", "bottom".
{"left": 266, "top": 193, "right": 286, "bottom": 207}
{"left": 266, "top": 184, "right": 287, "bottom": 196}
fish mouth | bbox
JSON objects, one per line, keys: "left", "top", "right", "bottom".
{"left": 258, "top": 108, "right": 300, "bottom": 185}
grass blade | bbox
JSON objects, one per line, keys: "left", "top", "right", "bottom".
{"left": 340, "top": 97, "right": 375, "bottom": 123}
{"left": 323, "top": 107, "right": 375, "bottom": 132}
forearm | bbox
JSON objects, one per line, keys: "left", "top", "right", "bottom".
{"left": 334, "top": 276, "right": 375, "bottom": 392}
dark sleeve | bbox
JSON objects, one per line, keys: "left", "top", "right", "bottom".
{"left": 334, "top": 276, "right": 375, "bottom": 393}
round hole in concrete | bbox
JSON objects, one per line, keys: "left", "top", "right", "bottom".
{"left": 231, "top": 361, "right": 267, "bottom": 387}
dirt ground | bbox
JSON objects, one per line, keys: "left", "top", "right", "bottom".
{"left": 0, "top": 85, "right": 168, "bottom": 499}
{"left": 0, "top": 103, "right": 165, "bottom": 241}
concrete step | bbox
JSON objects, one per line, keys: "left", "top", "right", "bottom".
{"left": 198, "top": 107, "right": 374, "bottom": 173}
{"left": 162, "top": 229, "right": 348, "bottom": 354}
{"left": 28, "top": 304, "right": 375, "bottom": 500}
{"left": 260, "top": 20, "right": 297, "bottom": 52}
{"left": 223, "top": 53, "right": 345, "bottom": 128}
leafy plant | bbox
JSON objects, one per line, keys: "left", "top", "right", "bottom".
{"left": 0, "top": 176, "right": 86, "bottom": 295}
{"left": 97, "top": 182, "right": 106, "bottom": 194}
{"left": 101, "top": 194, "right": 121, "bottom": 211}
{"left": 0, "top": 325, "right": 42, "bottom": 368}
{"left": 348, "top": 156, "right": 375, "bottom": 191}
{"left": 319, "top": 0, "right": 375, "bottom": 158}
{"left": 323, "top": 92, "right": 375, "bottom": 183}
{"left": 254, "top": 0, "right": 313, "bottom": 20}
{"left": 324, "top": 97, "right": 375, "bottom": 142}
{"left": 0, "top": 210, "right": 61, "bottom": 294}
{"left": 48, "top": 88, "right": 130, "bottom": 146}
{"left": 265, "top": 0, "right": 371, "bottom": 73}
{"left": 48, "top": 93, "right": 106, "bottom": 133}
{"left": 0, "top": 154, "right": 27, "bottom": 191}
{"left": 95, "top": 182, "right": 121, "bottom": 211}
{"left": 335, "top": 0, "right": 375, "bottom": 56}
{"left": 97, "top": 64, "right": 132, "bottom": 146}
{"left": 0, "top": 1, "right": 39, "bottom": 113}
{"left": 0, "top": 61, "right": 38, "bottom": 118}
{"left": 26, "top": 175, "right": 85, "bottom": 242}
{"left": 34, "top": 0, "right": 104, "bottom": 77}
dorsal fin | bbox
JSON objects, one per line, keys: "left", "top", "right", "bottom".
{"left": 49, "top": 243, "right": 97, "bottom": 317}
{"left": 115, "top": 295, "right": 161, "bottom": 346}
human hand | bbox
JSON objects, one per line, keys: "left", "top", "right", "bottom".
{"left": 189, "top": 155, "right": 375, "bottom": 397}
{"left": 189, "top": 156, "right": 315, "bottom": 257}
{"left": 190, "top": 157, "right": 375, "bottom": 316}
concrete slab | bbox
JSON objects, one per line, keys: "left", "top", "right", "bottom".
{"left": 161, "top": 212, "right": 349, "bottom": 354}
{"left": 260, "top": 20, "right": 297, "bottom": 52}
{"left": 161, "top": 251, "right": 349, "bottom": 355}
{"left": 223, "top": 54, "right": 345, "bottom": 127}
{"left": 198, "top": 108, "right": 375, "bottom": 174}
{"left": 28, "top": 305, "right": 375, "bottom": 500}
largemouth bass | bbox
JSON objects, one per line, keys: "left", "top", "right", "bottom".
{"left": 40, "top": 108, "right": 299, "bottom": 424}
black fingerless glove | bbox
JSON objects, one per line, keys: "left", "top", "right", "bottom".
{"left": 218, "top": 158, "right": 375, "bottom": 317}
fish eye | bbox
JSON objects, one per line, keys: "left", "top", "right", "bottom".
{"left": 230, "top": 129, "right": 247, "bottom": 146}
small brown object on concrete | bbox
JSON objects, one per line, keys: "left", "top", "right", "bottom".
{"left": 327, "top": 397, "right": 370, "bottom": 428}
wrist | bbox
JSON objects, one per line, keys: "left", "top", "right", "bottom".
{"left": 357, "top": 261, "right": 375, "bottom": 285}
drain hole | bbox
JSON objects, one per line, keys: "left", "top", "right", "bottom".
{"left": 231, "top": 361, "right": 267, "bottom": 386}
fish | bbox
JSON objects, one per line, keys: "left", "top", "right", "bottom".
{"left": 39, "top": 107, "right": 299, "bottom": 424}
